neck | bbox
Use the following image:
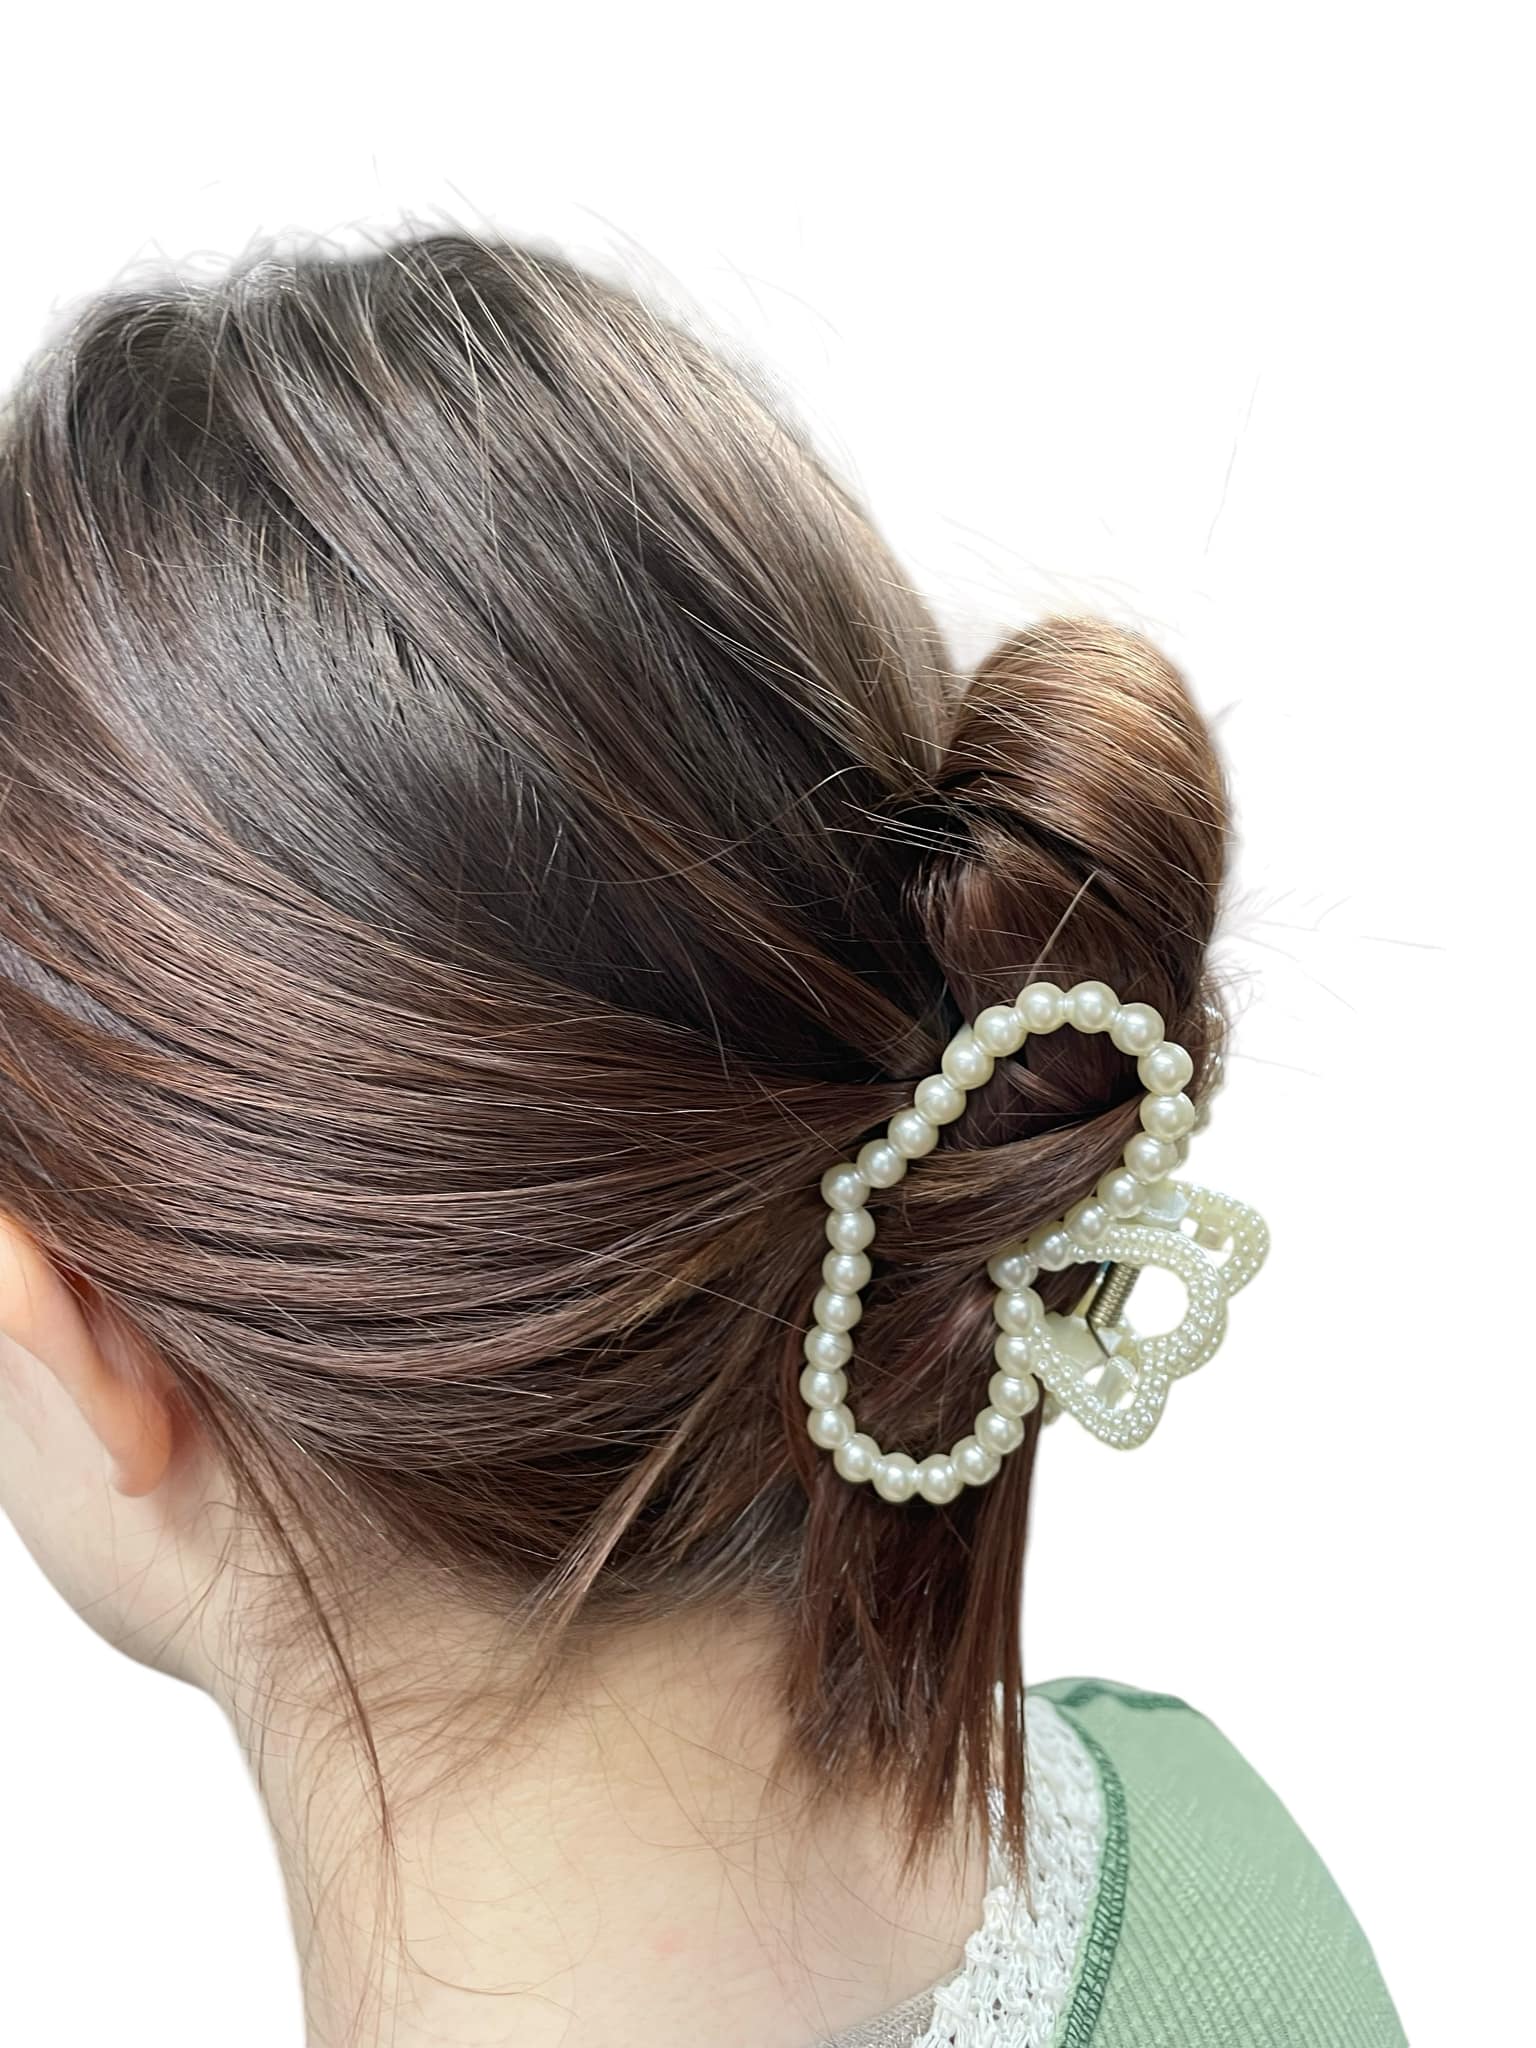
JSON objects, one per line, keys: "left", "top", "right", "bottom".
{"left": 211, "top": 1600, "right": 992, "bottom": 2048}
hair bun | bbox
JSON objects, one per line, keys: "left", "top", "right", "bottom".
{"left": 914, "top": 613, "right": 1229, "bottom": 1077}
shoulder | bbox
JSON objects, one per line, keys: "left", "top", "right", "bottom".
{"left": 1031, "top": 1672, "right": 1265, "bottom": 1804}
{"left": 1030, "top": 1673, "right": 1322, "bottom": 1866}
{"left": 1026, "top": 1676, "right": 1408, "bottom": 2047}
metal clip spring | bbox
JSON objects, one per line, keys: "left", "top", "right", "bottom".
{"left": 1084, "top": 1261, "right": 1139, "bottom": 1353}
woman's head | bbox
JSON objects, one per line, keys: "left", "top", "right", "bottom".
{"left": 0, "top": 228, "right": 1227, "bottom": 1883}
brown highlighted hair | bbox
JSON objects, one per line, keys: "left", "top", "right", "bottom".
{"left": 0, "top": 227, "right": 1228, "bottom": 1883}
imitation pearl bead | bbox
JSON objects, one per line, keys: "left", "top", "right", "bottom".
{"left": 825, "top": 1207, "right": 876, "bottom": 1253}
{"left": 856, "top": 1138, "right": 908, "bottom": 1188}
{"left": 799, "top": 1364, "right": 848, "bottom": 1407}
{"left": 973, "top": 1003, "right": 1027, "bottom": 1055}
{"left": 1124, "top": 1132, "right": 1179, "bottom": 1182}
{"left": 1097, "top": 1168, "right": 1144, "bottom": 1218}
{"left": 993, "top": 1288, "right": 1042, "bottom": 1335}
{"left": 918, "top": 1454, "right": 963, "bottom": 1504}
{"left": 1140, "top": 1091, "right": 1196, "bottom": 1141}
{"left": 807, "top": 1403, "right": 855, "bottom": 1449}
{"left": 941, "top": 1028, "right": 995, "bottom": 1091}
{"left": 820, "top": 1163, "right": 869, "bottom": 1211}
{"left": 1066, "top": 980, "right": 1119, "bottom": 1032}
{"left": 1017, "top": 981, "right": 1066, "bottom": 1031}
{"left": 872, "top": 1450, "right": 919, "bottom": 1502}
{"left": 976, "top": 1405, "right": 1026, "bottom": 1455}
{"left": 986, "top": 1243, "right": 1039, "bottom": 1290}
{"left": 1065, "top": 1199, "right": 1111, "bottom": 1249}
{"left": 1110, "top": 1003, "right": 1165, "bottom": 1055}
{"left": 993, "top": 1330, "right": 1035, "bottom": 1375}
{"left": 988, "top": 1369, "right": 1041, "bottom": 1418}
{"left": 813, "top": 1286, "right": 862, "bottom": 1332}
{"left": 822, "top": 1250, "right": 872, "bottom": 1293}
{"left": 834, "top": 1432, "right": 881, "bottom": 1483}
{"left": 914, "top": 1074, "right": 967, "bottom": 1124}
{"left": 804, "top": 1325, "right": 853, "bottom": 1370}
{"left": 1138, "top": 1040, "right": 1194, "bottom": 1094}
{"left": 952, "top": 1434, "right": 1002, "bottom": 1486}
{"left": 1028, "top": 1225, "right": 1077, "bottom": 1271}
{"left": 888, "top": 1109, "right": 940, "bottom": 1158}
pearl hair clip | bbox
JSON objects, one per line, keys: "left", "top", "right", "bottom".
{"left": 800, "top": 979, "right": 1270, "bottom": 1504}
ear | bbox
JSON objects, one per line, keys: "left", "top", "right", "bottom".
{"left": 0, "top": 1213, "right": 175, "bottom": 1498}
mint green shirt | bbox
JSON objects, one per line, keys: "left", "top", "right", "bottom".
{"left": 827, "top": 1677, "right": 1406, "bottom": 2047}
{"left": 1036, "top": 1678, "right": 1405, "bottom": 2044}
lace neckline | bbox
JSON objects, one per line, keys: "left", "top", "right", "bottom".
{"left": 817, "top": 1695, "right": 1105, "bottom": 2048}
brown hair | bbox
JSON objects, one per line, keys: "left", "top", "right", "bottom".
{"left": 0, "top": 226, "right": 1228, "bottom": 1885}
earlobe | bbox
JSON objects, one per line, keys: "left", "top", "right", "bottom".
{"left": 0, "top": 1213, "right": 176, "bottom": 1498}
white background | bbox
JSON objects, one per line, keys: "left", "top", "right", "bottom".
{"left": 0, "top": 6, "right": 1525, "bottom": 2043}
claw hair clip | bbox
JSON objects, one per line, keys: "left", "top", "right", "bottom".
{"left": 800, "top": 980, "right": 1270, "bottom": 1504}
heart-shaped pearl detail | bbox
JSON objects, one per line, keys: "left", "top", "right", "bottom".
{"left": 1020, "top": 1185, "right": 1269, "bottom": 1448}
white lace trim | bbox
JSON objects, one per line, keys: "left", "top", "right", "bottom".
{"left": 913, "top": 1695, "right": 1104, "bottom": 2048}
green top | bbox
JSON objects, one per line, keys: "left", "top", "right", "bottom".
{"left": 825, "top": 1676, "right": 1407, "bottom": 2047}
{"left": 1035, "top": 1678, "right": 1405, "bottom": 2046}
